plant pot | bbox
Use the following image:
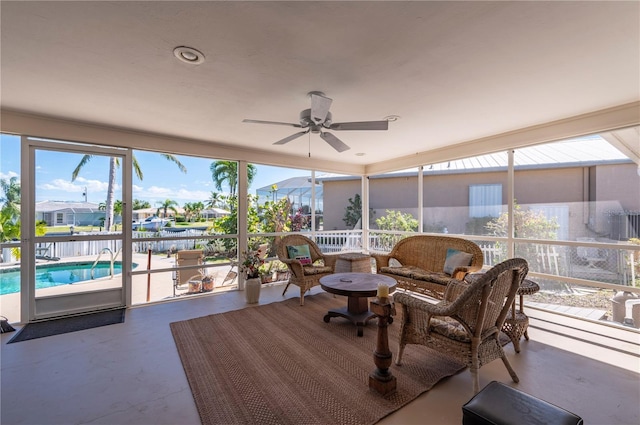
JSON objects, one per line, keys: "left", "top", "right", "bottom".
{"left": 245, "top": 277, "right": 261, "bottom": 304}
{"left": 202, "top": 276, "right": 214, "bottom": 292}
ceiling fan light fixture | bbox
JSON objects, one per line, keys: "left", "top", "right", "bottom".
{"left": 173, "top": 46, "right": 205, "bottom": 64}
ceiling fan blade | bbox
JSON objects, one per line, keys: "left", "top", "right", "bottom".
{"left": 310, "top": 93, "right": 333, "bottom": 124}
{"left": 320, "top": 132, "right": 350, "bottom": 153}
{"left": 273, "top": 130, "right": 308, "bottom": 145}
{"left": 243, "top": 119, "right": 302, "bottom": 128}
{"left": 329, "top": 120, "right": 389, "bottom": 131}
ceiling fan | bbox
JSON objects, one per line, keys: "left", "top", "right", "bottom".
{"left": 242, "top": 91, "right": 389, "bottom": 153}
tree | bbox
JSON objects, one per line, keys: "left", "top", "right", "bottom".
{"left": 260, "top": 196, "right": 292, "bottom": 233}
{"left": 132, "top": 199, "right": 151, "bottom": 210}
{"left": 192, "top": 201, "right": 204, "bottom": 221}
{"left": 375, "top": 210, "right": 419, "bottom": 250}
{"left": 156, "top": 199, "right": 179, "bottom": 218}
{"left": 1, "top": 177, "right": 22, "bottom": 244}
{"left": 485, "top": 202, "right": 558, "bottom": 239}
{"left": 183, "top": 202, "right": 195, "bottom": 222}
{"left": 210, "top": 161, "right": 257, "bottom": 198}
{"left": 0, "top": 177, "right": 21, "bottom": 219}
{"left": 485, "top": 202, "right": 559, "bottom": 266}
{"left": 212, "top": 194, "right": 261, "bottom": 251}
{"left": 342, "top": 194, "right": 374, "bottom": 229}
{"left": 375, "top": 210, "right": 419, "bottom": 232}
{"left": 1, "top": 178, "right": 45, "bottom": 258}
{"left": 206, "top": 191, "right": 222, "bottom": 209}
{"left": 72, "top": 153, "right": 186, "bottom": 231}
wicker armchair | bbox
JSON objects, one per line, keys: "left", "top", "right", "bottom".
{"left": 277, "top": 234, "right": 340, "bottom": 305}
{"left": 394, "top": 258, "right": 529, "bottom": 393}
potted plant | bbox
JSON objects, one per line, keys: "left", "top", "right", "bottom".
{"left": 239, "top": 249, "right": 264, "bottom": 304}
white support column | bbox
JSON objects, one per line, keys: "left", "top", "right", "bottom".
{"left": 362, "top": 175, "right": 370, "bottom": 252}
{"left": 20, "top": 137, "right": 34, "bottom": 324}
{"left": 508, "top": 150, "right": 515, "bottom": 258}
{"left": 238, "top": 161, "right": 248, "bottom": 287}
{"left": 311, "top": 170, "right": 316, "bottom": 233}
{"left": 418, "top": 165, "right": 424, "bottom": 233}
{"left": 122, "top": 149, "right": 133, "bottom": 307}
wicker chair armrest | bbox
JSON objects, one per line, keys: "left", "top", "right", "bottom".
{"left": 321, "top": 253, "right": 340, "bottom": 269}
{"left": 370, "top": 254, "right": 391, "bottom": 271}
{"left": 280, "top": 258, "right": 305, "bottom": 278}
{"left": 394, "top": 291, "right": 458, "bottom": 317}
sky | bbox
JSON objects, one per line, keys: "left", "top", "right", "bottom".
{"left": 0, "top": 134, "right": 310, "bottom": 207}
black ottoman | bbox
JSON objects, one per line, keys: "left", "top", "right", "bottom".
{"left": 462, "top": 381, "right": 583, "bottom": 425}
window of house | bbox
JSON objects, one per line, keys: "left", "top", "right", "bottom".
{"left": 56, "top": 213, "right": 64, "bottom": 224}
{"left": 469, "top": 184, "right": 502, "bottom": 218}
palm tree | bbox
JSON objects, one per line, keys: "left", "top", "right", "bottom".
{"left": 0, "top": 177, "right": 21, "bottom": 220}
{"left": 210, "top": 161, "right": 256, "bottom": 198}
{"left": 72, "top": 154, "right": 186, "bottom": 231}
{"left": 183, "top": 202, "right": 194, "bottom": 222}
{"left": 156, "top": 199, "right": 179, "bottom": 218}
{"left": 206, "top": 191, "right": 222, "bottom": 209}
{"left": 132, "top": 199, "right": 151, "bottom": 210}
{"left": 192, "top": 201, "right": 204, "bottom": 221}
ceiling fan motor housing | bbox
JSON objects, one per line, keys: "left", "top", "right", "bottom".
{"left": 300, "top": 109, "right": 332, "bottom": 129}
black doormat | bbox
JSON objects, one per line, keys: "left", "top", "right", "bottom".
{"left": 7, "top": 308, "right": 125, "bottom": 344}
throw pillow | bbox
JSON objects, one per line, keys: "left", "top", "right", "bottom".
{"left": 443, "top": 248, "right": 473, "bottom": 276}
{"left": 287, "top": 244, "right": 312, "bottom": 265}
{"left": 389, "top": 258, "right": 403, "bottom": 267}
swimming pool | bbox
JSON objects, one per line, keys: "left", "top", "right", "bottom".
{"left": 0, "top": 261, "right": 136, "bottom": 295}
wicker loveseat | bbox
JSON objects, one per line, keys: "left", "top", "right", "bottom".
{"left": 371, "top": 235, "right": 483, "bottom": 299}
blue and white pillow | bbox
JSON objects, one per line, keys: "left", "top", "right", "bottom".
{"left": 443, "top": 248, "right": 473, "bottom": 276}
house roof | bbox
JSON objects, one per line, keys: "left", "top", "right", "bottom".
{"left": 35, "top": 201, "right": 101, "bottom": 213}
{"left": 316, "top": 135, "right": 636, "bottom": 180}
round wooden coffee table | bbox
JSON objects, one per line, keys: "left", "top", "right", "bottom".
{"left": 319, "top": 272, "right": 397, "bottom": 336}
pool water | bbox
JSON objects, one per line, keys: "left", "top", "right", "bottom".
{"left": 0, "top": 262, "right": 132, "bottom": 295}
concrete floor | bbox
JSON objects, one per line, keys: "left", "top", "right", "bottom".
{"left": 1, "top": 283, "right": 639, "bottom": 425}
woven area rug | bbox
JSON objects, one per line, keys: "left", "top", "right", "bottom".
{"left": 170, "top": 293, "right": 466, "bottom": 425}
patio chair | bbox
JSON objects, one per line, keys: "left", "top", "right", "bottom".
{"left": 393, "top": 258, "right": 529, "bottom": 393}
{"left": 35, "top": 243, "right": 60, "bottom": 261}
{"left": 277, "top": 234, "right": 340, "bottom": 305}
{"left": 174, "top": 249, "right": 204, "bottom": 295}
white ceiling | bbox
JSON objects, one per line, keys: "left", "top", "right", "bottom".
{"left": 1, "top": 1, "right": 639, "bottom": 167}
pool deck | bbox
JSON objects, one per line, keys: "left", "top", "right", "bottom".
{"left": 0, "top": 253, "right": 241, "bottom": 323}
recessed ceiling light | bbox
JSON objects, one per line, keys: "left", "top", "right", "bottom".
{"left": 355, "top": 152, "right": 366, "bottom": 156}
{"left": 173, "top": 46, "right": 205, "bottom": 64}
{"left": 384, "top": 115, "right": 400, "bottom": 122}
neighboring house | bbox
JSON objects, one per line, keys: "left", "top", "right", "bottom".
{"left": 319, "top": 137, "right": 640, "bottom": 243}
{"left": 35, "top": 201, "right": 104, "bottom": 226}
{"left": 201, "top": 208, "right": 230, "bottom": 219}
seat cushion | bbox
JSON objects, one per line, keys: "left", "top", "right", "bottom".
{"left": 302, "top": 265, "right": 333, "bottom": 275}
{"left": 411, "top": 270, "right": 456, "bottom": 285}
{"left": 380, "top": 265, "right": 424, "bottom": 278}
{"left": 429, "top": 317, "right": 470, "bottom": 342}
